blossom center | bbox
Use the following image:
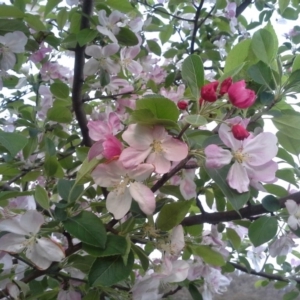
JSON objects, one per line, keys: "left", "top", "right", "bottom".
{"left": 115, "top": 176, "right": 130, "bottom": 195}
{"left": 232, "top": 149, "right": 248, "bottom": 163}
{"left": 151, "top": 140, "right": 163, "bottom": 153}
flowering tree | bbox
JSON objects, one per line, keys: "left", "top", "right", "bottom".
{"left": 1, "top": 0, "right": 300, "bottom": 299}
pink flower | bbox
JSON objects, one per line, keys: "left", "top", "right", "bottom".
{"left": 119, "top": 124, "right": 188, "bottom": 174}
{"left": 201, "top": 81, "right": 219, "bottom": 102}
{"left": 228, "top": 80, "right": 256, "bottom": 108}
{"left": 91, "top": 161, "right": 155, "bottom": 219}
{"left": 30, "top": 43, "right": 52, "bottom": 63}
{"left": 102, "top": 135, "right": 123, "bottom": 159}
{"left": 231, "top": 124, "right": 250, "bottom": 140}
{"left": 205, "top": 117, "right": 278, "bottom": 193}
{"left": 219, "top": 77, "right": 232, "bottom": 95}
{"left": 269, "top": 234, "right": 295, "bottom": 257}
{"left": 120, "top": 46, "right": 143, "bottom": 75}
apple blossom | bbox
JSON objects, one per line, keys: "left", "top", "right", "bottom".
{"left": 219, "top": 77, "right": 232, "bottom": 95}
{"left": 120, "top": 124, "right": 188, "bottom": 174}
{"left": 84, "top": 44, "right": 120, "bottom": 76}
{"left": 246, "top": 245, "right": 267, "bottom": 272}
{"left": 269, "top": 234, "right": 296, "bottom": 257}
{"left": 120, "top": 45, "right": 143, "bottom": 75}
{"left": 91, "top": 160, "right": 155, "bottom": 219}
{"left": 201, "top": 81, "right": 219, "bottom": 102}
{"left": 227, "top": 80, "right": 256, "bottom": 108}
{"left": 205, "top": 117, "right": 278, "bottom": 193}
{"left": 285, "top": 199, "right": 300, "bottom": 230}
{"left": 0, "top": 210, "right": 65, "bottom": 269}
{"left": 231, "top": 124, "right": 250, "bottom": 140}
{"left": 0, "top": 31, "right": 28, "bottom": 70}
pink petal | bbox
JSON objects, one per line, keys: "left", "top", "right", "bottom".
{"left": 119, "top": 147, "right": 152, "bottom": 168}
{"left": 129, "top": 182, "right": 156, "bottom": 215}
{"left": 127, "top": 163, "right": 154, "bottom": 181}
{"left": 127, "top": 60, "right": 143, "bottom": 74}
{"left": 285, "top": 199, "right": 298, "bottom": 215}
{"left": 180, "top": 178, "right": 196, "bottom": 200}
{"left": 147, "top": 152, "right": 171, "bottom": 174}
{"left": 205, "top": 145, "right": 232, "bottom": 168}
{"left": 170, "top": 225, "right": 185, "bottom": 254}
{"left": 162, "top": 137, "right": 188, "bottom": 162}
{"left": 106, "top": 189, "right": 132, "bottom": 219}
{"left": 219, "top": 122, "right": 242, "bottom": 150}
{"left": 163, "top": 260, "right": 189, "bottom": 283}
{"left": 243, "top": 132, "right": 278, "bottom": 166}
{"left": 87, "top": 120, "right": 111, "bottom": 141}
{"left": 102, "top": 43, "right": 119, "bottom": 57}
{"left": 88, "top": 141, "right": 104, "bottom": 161}
{"left": 246, "top": 160, "right": 277, "bottom": 183}
{"left": 122, "top": 124, "right": 153, "bottom": 150}
{"left": 102, "top": 135, "right": 123, "bottom": 159}
{"left": 227, "top": 161, "right": 250, "bottom": 193}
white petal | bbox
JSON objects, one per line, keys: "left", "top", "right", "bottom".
{"left": 285, "top": 200, "right": 298, "bottom": 215}
{"left": 84, "top": 58, "right": 100, "bottom": 76}
{"left": 219, "top": 122, "right": 242, "bottom": 150}
{"left": 170, "top": 225, "right": 185, "bottom": 255}
{"left": 163, "top": 260, "right": 189, "bottom": 283}
{"left": 147, "top": 152, "right": 171, "bottom": 174}
{"left": 129, "top": 182, "right": 156, "bottom": 215}
{"left": 102, "top": 43, "right": 119, "bottom": 57}
{"left": 0, "top": 217, "right": 27, "bottom": 235}
{"left": 1, "top": 52, "right": 16, "bottom": 70}
{"left": 0, "top": 233, "right": 25, "bottom": 253}
{"left": 20, "top": 210, "right": 44, "bottom": 234}
{"left": 85, "top": 45, "right": 102, "bottom": 59}
{"left": 127, "top": 163, "right": 154, "bottom": 181}
{"left": 35, "top": 237, "right": 65, "bottom": 261}
{"left": 106, "top": 188, "right": 132, "bottom": 219}
{"left": 5, "top": 31, "right": 27, "bottom": 53}
{"left": 25, "top": 243, "right": 52, "bottom": 270}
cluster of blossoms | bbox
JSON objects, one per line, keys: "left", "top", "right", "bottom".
{"left": 200, "top": 78, "right": 256, "bottom": 109}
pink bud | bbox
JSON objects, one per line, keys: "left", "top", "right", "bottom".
{"left": 201, "top": 81, "right": 219, "bottom": 102}
{"left": 102, "top": 135, "right": 123, "bottom": 159}
{"left": 231, "top": 124, "right": 250, "bottom": 140}
{"left": 219, "top": 77, "right": 232, "bottom": 95}
{"left": 177, "top": 100, "right": 188, "bottom": 110}
{"left": 228, "top": 80, "right": 256, "bottom": 109}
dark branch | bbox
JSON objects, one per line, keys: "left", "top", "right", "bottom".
{"left": 190, "top": 0, "right": 204, "bottom": 54}
{"left": 236, "top": 0, "right": 253, "bottom": 17}
{"left": 181, "top": 191, "right": 300, "bottom": 226}
{"left": 230, "top": 262, "right": 300, "bottom": 283}
{"left": 71, "top": 0, "right": 93, "bottom": 147}
{"left": 162, "top": 286, "right": 182, "bottom": 298}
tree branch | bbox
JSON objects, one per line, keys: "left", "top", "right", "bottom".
{"left": 72, "top": 0, "right": 93, "bottom": 147}
{"left": 190, "top": 0, "right": 204, "bottom": 54}
{"left": 181, "top": 191, "right": 300, "bottom": 226}
{"left": 236, "top": 0, "right": 253, "bottom": 17}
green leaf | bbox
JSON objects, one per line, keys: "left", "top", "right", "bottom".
{"left": 25, "top": 14, "right": 47, "bottom": 31}
{"left": 57, "top": 179, "right": 83, "bottom": 202}
{"left": 190, "top": 245, "right": 226, "bottom": 266}
{"left": 88, "top": 250, "right": 134, "bottom": 286}
{"left": 227, "top": 228, "right": 241, "bottom": 249}
{"left": 23, "top": 136, "right": 38, "bottom": 159}
{"left": 105, "top": 0, "right": 136, "bottom": 13}
{"left": 273, "top": 111, "right": 300, "bottom": 140}
{"left": 279, "top": 0, "right": 290, "bottom": 14}
{"left": 0, "top": 5, "right": 24, "bottom": 18}
{"left": 248, "top": 216, "right": 278, "bottom": 247}
{"left": 282, "top": 7, "right": 298, "bottom": 20}
{"left": 264, "top": 183, "right": 288, "bottom": 197}
{"left": 83, "top": 290, "right": 101, "bottom": 300}
{"left": 131, "top": 243, "right": 149, "bottom": 271}
{"left": 283, "top": 291, "right": 299, "bottom": 300}
{"left": 262, "top": 195, "right": 281, "bottom": 212}
{"left": 184, "top": 115, "right": 207, "bottom": 127}
{"left": 63, "top": 211, "right": 107, "bottom": 247}
{"left": 251, "top": 29, "right": 276, "bottom": 64}
{"left": 44, "top": 155, "right": 59, "bottom": 177}
{"left": 276, "top": 168, "right": 297, "bottom": 186}
{"left": 147, "top": 40, "right": 161, "bottom": 56}
{"left": 159, "top": 24, "right": 173, "bottom": 45}
{"left": 83, "top": 235, "right": 127, "bottom": 257}
{"left": 156, "top": 200, "right": 192, "bottom": 231}
{"left": 57, "top": 8, "right": 68, "bottom": 30}
{"left": 277, "top": 132, "right": 300, "bottom": 155}
{"left": 0, "top": 191, "right": 33, "bottom": 202}
{"left": 115, "top": 27, "right": 139, "bottom": 46}
{"left": 292, "top": 54, "right": 300, "bottom": 72}
{"left": 188, "top": 284, "right": 203, "bottom": 300}
{"left": 224, "top": 39, "right": 251, "bottom": 73}
{"left": 47, "top": 106, "right": 72, "bottom": 123}
{"left": 34, "top": 185, "right": 50, "bottom": 210}
{"left": 2, "top": 75, "right": 19, "bottom": 88}
{"left": 182, "top": 54, "right": 204, "bottom": 100}
{"left": 247, "top": 61, "right": 272, "bottom": 85}
{"left": 204, "top": 165, "right": 250, "bottom": 211}
{"left": 0, "top": 19, "right": 29, "bottom": 35}
{"left": 44, "top": 0, "right": 60, "bottom": 17}
{"left": 277, "top": 147, "right": 295, "bottom": 166}
{"left": 77, "top": 28, "right": 98, "bottom": 47}
{"left": 75, "top": 157, "right": 99, "bottom": 185}
{"left": 50, "top": 82, "right": 69, "bottom": 99}
{"left": 136, "top": 96, "right": 179, "bottom": 123}
{"left": 0, "top": 131, "right": 28, "bottom": 157}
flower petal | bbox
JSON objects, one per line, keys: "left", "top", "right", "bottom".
{"left": 0, "top": 233, "right": 25, "bottom": 253}
{"left": 129, "top": 182, "right": 156, "bottom": 215}
{"left": 227, "top": 161, "right": 250, "bottom": 193}
{"left": 285, "top": 199, "right": 298, "bottom": 215}
{"left": 219, "top": 122, "right": 242, "bottom": 150}
{"left": 127, "top": 163, "right": 154, "bottom": 181}
{"left": 205, "top": 145, "right": 232, "bottom": 168}
{"left": 21, "top": 210, "right": 44, "bottom": 234}
{"left": 119, "top": 147, "right": 152, "bottom": 169}
{"left": 162, "top": 137, "right": 188, "bottom": 162}
{"left": 35, "top": 237, "right": 65, "bottom": 261}
{"left": 147, "top": 152, "right": 171, "bottom": 174}
{"left": 106, "top": 188, "right": 132, "bottom": 219}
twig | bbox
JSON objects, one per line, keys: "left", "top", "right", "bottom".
{"left": 190, "top": 0, "right": 204, "bottom": 54}
{"left": 181, "top": 191, "right": 300, "bottom": 226}
{"left": 162, "top": 286, "right": 182, "bottom": 298}
{"left": 236, "top": 0, "right": 253, "bottom": 17}
{"left": 71, "top": 0, "right": 93, "bottom": 147}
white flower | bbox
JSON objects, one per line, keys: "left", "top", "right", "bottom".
{"left": 0, "top": 31, "right": 28, "bottom": 70}
{"left": 0, "top": 210, "right": 65, "bottom": 270}
{"left": 269, "top": 235, "right": 296, "bottom": 257}
{"left": 285, "top": 199, "right": 300, "bottom": 230}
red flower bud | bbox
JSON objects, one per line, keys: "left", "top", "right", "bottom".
{"left": 228, "top": 80, "right": 256, "bottom": 109}
{"left": 177, "top": 100, "right": 188, "bottom": 110}
{"left": 201, "top": 81, "right": 219, "bottom": 102}
{"left": 231, "top": 124, "right": 250, "bottom": 140}
{"left": 219, "top": 77, "right": 232, "bottom": 95}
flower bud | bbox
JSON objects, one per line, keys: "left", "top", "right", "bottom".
{"left": 231, "top": 124, "right": 250, "bottom": 140}
{"left": 201, "top": 81, "right": 219, "bottom": 102}
{"left": 228, "top": 80, "right": 256, "bottom": 108}
{"left": 219, "top": 77, "right": 232, "bottom": 95}
{"left": 177, "top": 100, "right": 188, "bottom": 110}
